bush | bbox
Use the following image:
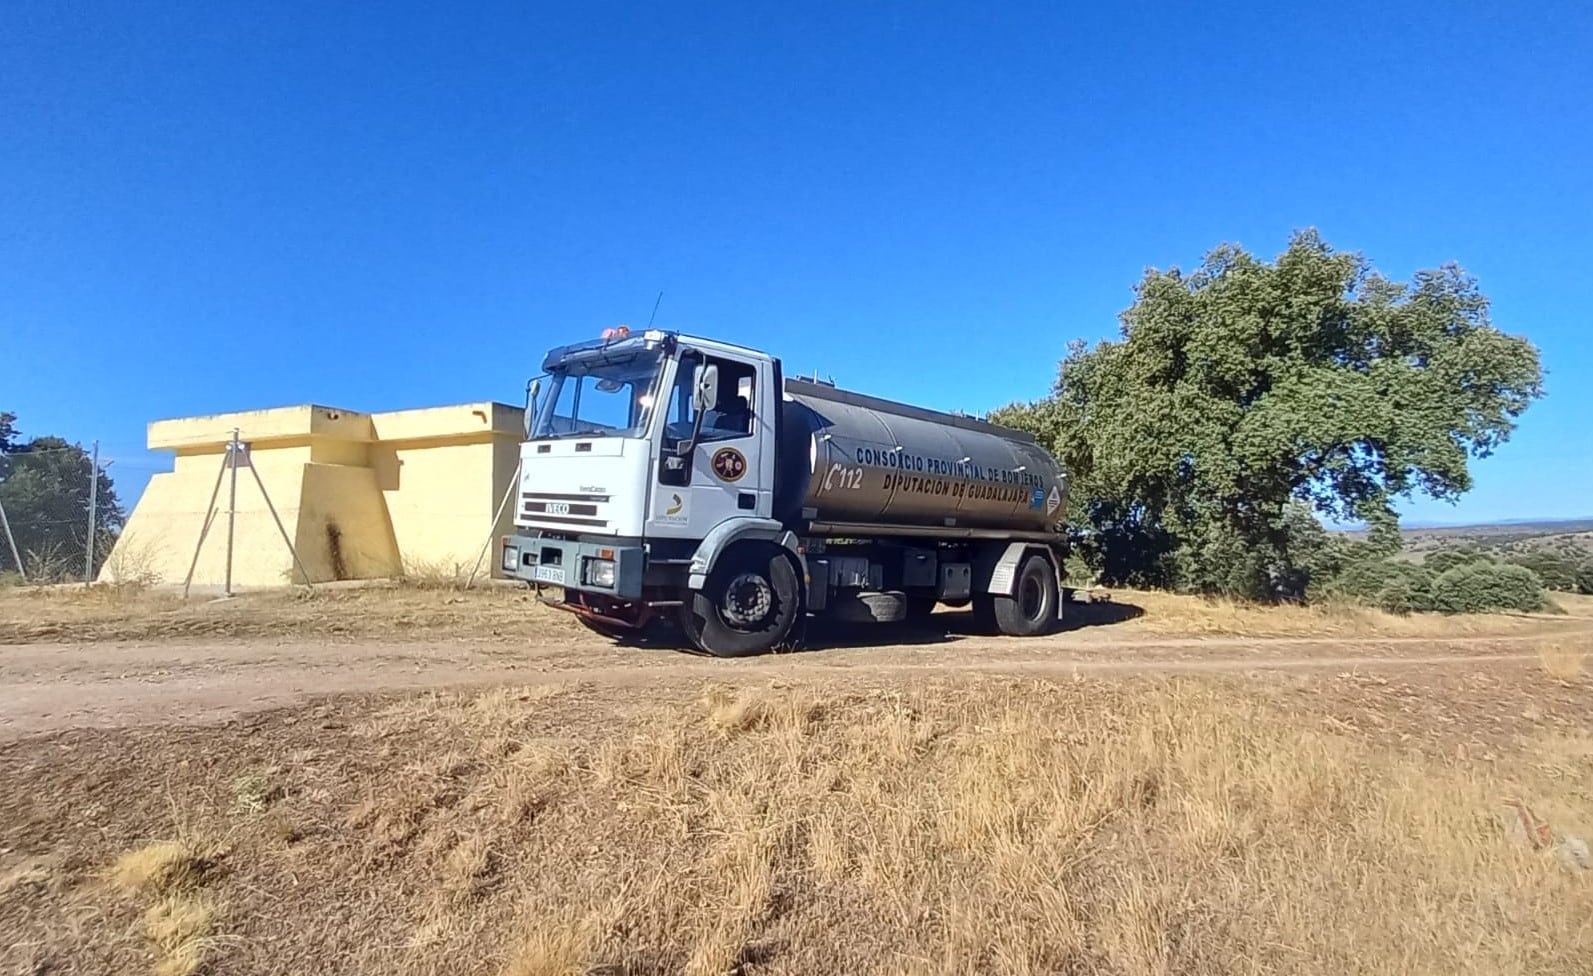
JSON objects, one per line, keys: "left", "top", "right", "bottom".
{"left": 1327, "top": 559, "right": 1434, "bottom": 614}
{"left": 1580, "top": 560, "right": 1593, "bottom": 596}
{"left": 1422, "top": 546, "right": 1485, "bottom": 576}
{"left": 1430, "top": 562, "right": 1547, "bottom": 614}
{"left": 1374, "top": 575, "right": 1423, "bottom": 615}
{"left": 1500, "top": 551, "right": 1580, "bottom": 592}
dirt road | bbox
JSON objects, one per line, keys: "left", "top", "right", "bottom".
{"left": 4, "top": 611, "right": 1586, "bottom": 739}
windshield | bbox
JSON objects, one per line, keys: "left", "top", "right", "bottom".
{"left": 531, "top": 347, "right": 665, "bottom": 438}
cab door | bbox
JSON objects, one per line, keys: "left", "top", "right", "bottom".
{"left": 648, "top": 349, "right": 775, "bottom": 539}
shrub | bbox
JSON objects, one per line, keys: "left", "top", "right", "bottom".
{"left": 1374, "top": 576, "right": 1422, "bottom": 615}
{"left": 1326, "top": 559, "right": 1434, "bottom": 614}
{"left": 1500, "top": 551, "right": 1580, "bottom": 592}
{"left": 1430, "top": 562, "right": 1546, "bottom": 614}
{"left": 1422, "top": 546, "right": 1485, "bottom": 576}
{"left": 1576, "top": 559, "right": 1593, "bottom": 596}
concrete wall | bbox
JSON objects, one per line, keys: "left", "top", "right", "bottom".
{"left": 101, "top": 402, "right": 523, "bottom": 589}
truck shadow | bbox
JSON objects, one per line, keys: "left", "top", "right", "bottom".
{"left": 793, "top": 598, "right": 1146, "bottom": 652}
{"left": 601, "top": 599, "right": 1145, "bottom": 655}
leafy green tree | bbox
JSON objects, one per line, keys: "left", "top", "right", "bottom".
{"left": 1430, "top": 562, "right": 1546, "bottom": 614}
{"left": 0, "top": 419, "right": 124, "bottom": 580}
{"left": 997, "top": 231, "right": 1544, "bottom": 600}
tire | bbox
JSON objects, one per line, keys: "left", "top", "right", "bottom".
{"left": 679, "top": 544, "right": 801, "bottom": 657}
{"left": 992, "top": 553, "right": 1060, "bottom": 636}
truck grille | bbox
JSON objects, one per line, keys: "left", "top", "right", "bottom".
{"left": 522, "top": 491, "right": 611, "bottom": 503}
{"left": 520, "top": 492, "right": 609, "bottom": 528}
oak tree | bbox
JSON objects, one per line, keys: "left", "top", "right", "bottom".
{"left": 996, "top": 232, "right": 1544, "bottom": 599}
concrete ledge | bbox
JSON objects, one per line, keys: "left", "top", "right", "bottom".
{"left": 371, "top": 402, "right": 524, "bottom": 443}
{"left": 150, "top": 405, "right": 375, "bottom": 449}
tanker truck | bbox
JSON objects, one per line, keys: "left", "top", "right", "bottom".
{"left": 500, "top": 328, "right": 1068, "bottom": 656}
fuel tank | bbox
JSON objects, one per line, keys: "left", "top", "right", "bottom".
{"left": 778, "top": 379, "right": 1067, "bottom": 534}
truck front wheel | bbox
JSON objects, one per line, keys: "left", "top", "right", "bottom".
{"left": 680, "top": 544, "right": 801, "bottom": 657}
{"left": 988, "top": 553, "right": 1060, "bottom": 637}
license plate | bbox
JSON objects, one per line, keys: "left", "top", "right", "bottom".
{"left": 532, "top": 565, "right": 566, "bottom": 584}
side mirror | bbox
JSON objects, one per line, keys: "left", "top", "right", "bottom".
{"left": 693, "top": 364, "right": 720, "bottom": 416}
{"left": 524, "top": 377, "right": 543, "bottom": 437}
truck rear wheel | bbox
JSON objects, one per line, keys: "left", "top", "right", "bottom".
{"left": 680, "top": 544, "right": 800, "bottom": 657}
{"left": 991, "top": 553, "right": 1059, "bottom": 637}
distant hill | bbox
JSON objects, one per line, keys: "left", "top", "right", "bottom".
{"left": 1337, "top": 518, "right": 1593, "bottom": 557}
{"left": 1396, "top": 521, "right": 1593, "bottom": 562}
{"left": 1402, "top": 517, "right": 1593, "bottom": 538}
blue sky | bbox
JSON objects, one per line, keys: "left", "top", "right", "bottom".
{"left": 3, "top": 0, "right": 1589, "bottom": 524}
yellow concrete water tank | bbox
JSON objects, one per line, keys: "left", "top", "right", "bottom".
{"left": 102, "top": 402, "right": 524, "bottom": 588}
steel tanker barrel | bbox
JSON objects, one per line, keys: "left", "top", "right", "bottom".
{"left": 778, "top": 379, "right": 1067, "bottom": 534}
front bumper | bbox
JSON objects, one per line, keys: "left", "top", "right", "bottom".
{"left": 502, "top": 532, "right": 646, "bottom": 599}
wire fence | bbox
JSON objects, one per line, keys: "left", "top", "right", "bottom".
{"left": 0, "top": 441, "right": 154, "bottom": 584}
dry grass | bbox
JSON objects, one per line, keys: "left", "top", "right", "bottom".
{"left": 98, "top": 531, "right": 171, "bottom": 588}
{"left": 399, "top": 557, "right": 481, "bottom": 590}
{"left": 1, "top": 583, "right": 1577, "bottom": 672}
{"left": 1538, "top": 638, "right": 1587, "bottom": 682}
{"left": 111, "top": 841, "right": 207, "bottom": 895}
{"left": 607, "top": 683, "right": 1579, "bottom": 971}
{"left": 500, "top": 904, "right": 608, "bottom": 976}
{"left": 1126, "top": 587, "right": 1565, "bottom": 638}
{"left": 7, "top": 672, "right": 1592, "bottom": 973}
{"left": 143, "top": 892, "right": 218, "bottom": 976}
{"left": 0, "top": 581, "right": 576, "bottom": 644}
{"left": 108, "top": 841, "right": 220, "bottom": 976}
{"left": 130, "top": 678, "right": 1581, "bottom": 975}
{"left": 2, "top": 576, "right": 1582, "bottom": 647}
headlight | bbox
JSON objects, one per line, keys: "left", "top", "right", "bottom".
{"left": 502, "top": 543, "right": 520, "bottom": 571}
{"left": 585, "top": 558, "right": 616, "bottom": 587}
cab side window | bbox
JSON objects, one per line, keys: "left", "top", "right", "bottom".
{"left": 699, "top": 359, "right": 755, "bottom": 441}
{"left": 661, "top": 353, "right": 757, "bottom": 449}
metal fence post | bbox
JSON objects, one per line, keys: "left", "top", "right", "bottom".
{"left": 85, "top": 440, "right": 99, "bottom": 585}
{"left": 225, "top": 428, "right": 240, "bottom": 597}
{"left": 181, "top": 449, "right": 232, "bottom": 599}
{"left": 0, "top": 496, "right": 23, "bottom": 582}
{"left": 466, "top": 459, "right": 522, "bottom": 589}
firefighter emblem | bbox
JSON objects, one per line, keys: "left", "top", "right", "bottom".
{"left": 710, "top": 447, "right": 748, "bottom": 482}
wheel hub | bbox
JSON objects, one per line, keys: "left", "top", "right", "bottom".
{"left": 720, "top": 572, "right": 774, "bottom": 628}
{"left": 1019, "top": 577, "right": 1044, "bottom": 620}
